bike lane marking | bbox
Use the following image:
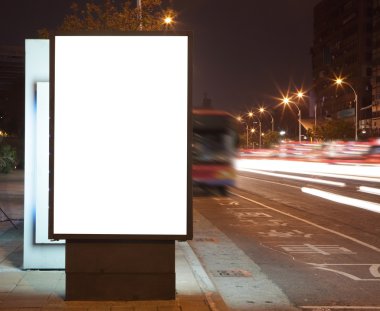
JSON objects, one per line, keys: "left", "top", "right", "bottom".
{"left": 213, "top": 196, "right": 380, "bottom": 283}
{"left": 229, "top": 190, "right": 380, "bottom": 253}
{"left": 307, "top": 263, "right": 380, "bottom": 281}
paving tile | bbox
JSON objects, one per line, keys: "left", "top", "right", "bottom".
{"left": 0, "top": 284, "right": 15, "bottom": 293}
{"left": 21, "top": 271, "right": 64, "bottom": 283}
{"left": 0, "top": 297, "right": 48, "bottom": 308}
{"left": 130, "top": 307, "right": 156, "bottom": 311}
{"left": 110, "top": 307, "right": 134, "bottom": 311}
{"left": 0, "top": 272, "right": 25, "bottom": 284}
{"left": 157, "top": 306, "right": 181, "bottom": 311}
{"left": 0, "top": 292, "right": 9, "bottom": 303}
{"left": 179, "top": 301, "right": 211, "bottom": 311}
{"left": 41, "top": 308, "right": 71, "bottom": 311}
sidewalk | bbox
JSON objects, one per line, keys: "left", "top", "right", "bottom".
{"left": 0, "top": 170, "right": 229, "bottom": 311}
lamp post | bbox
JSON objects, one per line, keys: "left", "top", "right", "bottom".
{"left": 248, "top": 112, "right": 262, "bottom": 148}
{"left": 258, "top": 107, "right": 274, "bottom": 132}
{"left": 137, "top": 0, "right": 143, "bottom": 30}
{"left": 335, "top": 77, "right": 358, "bottom": 141}
{"left": 237, "top": 116, "right": 249, "bottom": 148}
{"left": 250, "top": 128, "right": 256, "bottom": 148}
{"left": 282, "top": 96, "right": 302, "bottom": 142}
{"left": 137, "top": 1, "right": 174, "bottom": 30}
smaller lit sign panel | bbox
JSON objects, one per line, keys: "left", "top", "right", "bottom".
{"left": 50, "top": 34, "right": 191, "bottom": 240}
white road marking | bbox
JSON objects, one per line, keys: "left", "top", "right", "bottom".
{"left": 229, "top": 191, "right": 380, "bottom": 253}
{"left": 259, "top": 230, "right": 312, "bottom": 238}
{"left": 280, "top": 244, "right": 355, "bottom": 255}
{"left": 238, "top": 174, "right": 300, "bottom": 189}
{"left": 359, "top": 186, "right": 380, "bottom": 196}
{"left": 370, "top": 264, "right": 380, "bottom": 278}
{"left": 302, "top": 187, "right": 380, "bottom": 214}
{"left": 238, "top": 168, "right": 346, "bottom": 187}
{"left": 308, "top": 263, "right": 380, "bottom": 281}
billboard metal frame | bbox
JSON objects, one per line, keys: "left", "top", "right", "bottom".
{"left": 48, "top": 32, "right": 193, "bottom": 241}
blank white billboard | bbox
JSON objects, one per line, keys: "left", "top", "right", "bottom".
{"left": 50, "top": 34, "right": 191, "bottom": 239}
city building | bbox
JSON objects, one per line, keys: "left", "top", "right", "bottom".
{"left": 372, "top": 0, "right": 380, "bottom": 135}
{"left": 311, "top": 0, "right": 373, "bottom": 138}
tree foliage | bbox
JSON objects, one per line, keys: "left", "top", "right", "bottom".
{"left": 315, "top": 119, "right": 355, "bottom": 141}
{"left": 0, "top": 144, "right": 17, "bottom": 173}
{"left": 261, "top": 131, "right": 280, "bottom": 148}
{"left": 38, "top": 0, "right": 175, "bottom": 37}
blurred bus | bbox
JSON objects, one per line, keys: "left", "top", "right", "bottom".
{"left": 192, "top": 108, "right": 238, "bottom": 195}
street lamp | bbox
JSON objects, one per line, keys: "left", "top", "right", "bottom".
{"left": 137, "top": 1, "right": 175, "bottom": 30}
{"left": 250, "top": 128, "right": 256, "bottom": 148}
{"left": 334, "top": 77, "right": 358, "bottom": 141}
{"left": 282, "top": 96, "right": 302, "bottom": 142}
{"left": 258, "top": 107, "right": 274, "bottom": 132}
{"left": 164, "top": 16, "right": 173, "bottom": 24}
{"left": 137, "top": 0, "right": 143, "bottom": 30}
{"left": 236, "top": 116, "right": 249, "bottom": 148}
{"left": 163, "top": 12, "right": 175, "bottom": 28}
{"left": 248, "top": 111, "right": 262, "bottom": 148}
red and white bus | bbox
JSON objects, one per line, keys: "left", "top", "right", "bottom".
{"left": 192, "top": 108, "right": 238, "bottom": 195}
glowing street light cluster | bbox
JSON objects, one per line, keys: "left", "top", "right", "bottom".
{"left": 248, "top": 111, "right": 262, "bottom": 148}
{"left": 237, "top": 108, "right": 275, "bottom": 149}
{"left": 236, "top": 74, "right": 359, "bottom": 147}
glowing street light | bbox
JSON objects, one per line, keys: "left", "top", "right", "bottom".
{"left": 282, "top": 95, "right": 302, "bottom": 142}
{"left": 137, "top": 1, "right": 175, "bottom": 30}
{"left": 334, "top": 77, "right": 358, "bottom": 141}
{"left": 296, "top": 91, "right": 305, "bottom": 99}
{"left": 258, "top": 107, "right": 274, "bottom": 132}
{"left": 283, "top": 96, "right": 290, "bottom": 105}
{"left": 248, "top": 111, "right": 262, "bottom": 149}
{"left": 164, "top": 16, "right": 173, "bottom": 25}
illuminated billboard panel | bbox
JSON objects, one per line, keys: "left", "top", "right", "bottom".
{"left": 50, "top": 34, "right": 191, "bottom": 240}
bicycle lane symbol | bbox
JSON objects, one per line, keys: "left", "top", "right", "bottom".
{"left": 308, "top": 263, "right": 380, "bottom": 281}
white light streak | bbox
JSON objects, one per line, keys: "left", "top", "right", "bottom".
{"left": 358, "top": 186, "right": 380, "bottom": 196}
{"left": 239, "top": 168, "right": 346, "bottom": 187}
{"left": 236, "top": 159, "right": 380, "bottom": 182}
{"left": 302, "top": 187, "right": 380, "bottom": 214}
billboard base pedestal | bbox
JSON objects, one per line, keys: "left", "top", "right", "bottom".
{"left": 65, "top": 239, "right": 175, "bottom": 301}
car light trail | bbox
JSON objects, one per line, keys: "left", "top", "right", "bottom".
{"left": 313, "top": 173, "right": 380, "bottom": 183}
{"left": 238, "top": 168, "right": 346, "bottom": 187}
{"left": 302, "top": 187, "right": 380, "bottom": 214}
{"left": 358, "top": 186, "right": 380, "bottom": 196}
{"left": 236, "top": 159, "right": 380, "bottom": 181}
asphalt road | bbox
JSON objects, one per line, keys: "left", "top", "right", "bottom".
{"left": 191, "top": 160, "right": 380, "bottom": 310}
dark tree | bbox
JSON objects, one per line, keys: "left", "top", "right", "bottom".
{"left": 39, "top": 0, "right": 176, "bottom": 37}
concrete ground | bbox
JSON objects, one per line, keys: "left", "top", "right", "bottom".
{"left": 0, "top": 170, "right": 228, "bottom": 311}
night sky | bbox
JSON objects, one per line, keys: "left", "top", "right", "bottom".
{"left": 0, "top": 0, "right": 320, "bottom": 122}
